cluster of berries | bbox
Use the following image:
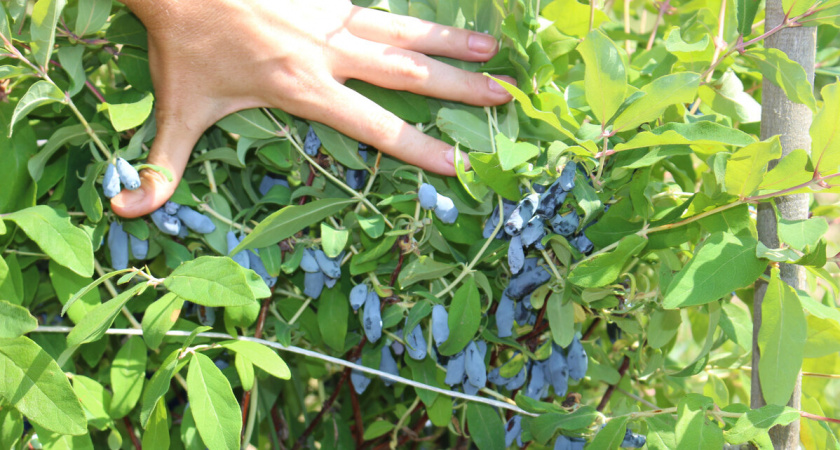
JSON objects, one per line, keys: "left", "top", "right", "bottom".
{"left": 418, "top": 183, "right": 458, "bottom": 224}
{"left": 300, "top": 248, "right": 343, "bottom": 299}
{"left": 226, "top": 231, "right": 276, "bottom": 288}
{"left": 102, "top": 157, "right": 141, "bottom": 198}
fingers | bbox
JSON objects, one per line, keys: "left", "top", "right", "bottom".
{"left": 110, "top": 109, "right": 207, "bottom": 218}
{"left": 344, "top": 7, "right": 498, "bottom": 62}
{"left": 303, "top": 79, "right": 469, "bottom": 176}
{"left": 333, "top": 35, "right": 515, "bottom": 106}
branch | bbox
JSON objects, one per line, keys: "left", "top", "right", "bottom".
{"left": 597, "top": 355, "right": 630, "bottom": 412}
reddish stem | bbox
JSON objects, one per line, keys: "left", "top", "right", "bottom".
{"left": 597, "top": 356, "right": 631, "bottom": 412}
{"left": 291, "top": 368, "right": 351, "bottom": 450}
{"left": 122, "top": 417, "right": 142, "bottom": 450}
{"left": 349, "top": 381, "right": 365, "bottom": 447}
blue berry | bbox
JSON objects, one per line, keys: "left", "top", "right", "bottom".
{"left": 525, "top": 361, "right": 548, "bottom": 400}
{"left": 176, "top": 206, "right": 216, "bottom": 234}
{"left": 300, "top": 248, "right": 320, "bottom": 273}
{"left": 536, "top": 179, "right": 567, "bottom": 217}
{"left": 505, "top": 194, "right": 539, "bottom": 236}
{"left": 249, "top": 250, "right": 278, "bottom": 288}
{"left": 505, "top": 266, "right": 553, "bottom": 300}
{"left": 258, "top": 174, "right": 289, "bottom": 196}
{"left": 506, "top": 366, "right": 527, "bottom": 390}
{"left": 444, "top": 351, "right": 465, "bottom": 386}
{"left": 129, "top": 234, "right": 148, "bottom": 260}
{"left": 363, "top": 291, "right": 382, "bottom": 343}
{"left": 163, "top": 201, "right": 181, "bottom": 215}
{"left": 304, "top": 126, "right": 321, "bottom": 156}
{"left": 566, "top": 336, "right": 588, "bottom": 381}
{"left": 303, "top": 270, "right": 325, "bottom": 298}
{"left": 550, "top": 210, "right": 579, "bottom": 236}
{"left": 496, "top": 293, "right": 515, "bottom": 338}
{"left": 226, "top": 231, "right": 250, "bottom": 269}
{"left": 115, "top": 157, "right": 140, "bottom": 190}
{"left": 521, "top": 217, "right": 546, "bottom": 248}
{"left": 405, "top": 321, "right": 427, "bottom": 360}
{"left": 504, "top": 416, "right": 522, "bottom": 448}
{"left": 621, "top": 429, "right": 646, "bottom": 448}
{"left": 508, "top": 234, "right": 525, "bottom": 275}
{"left": 349, "top": 284, "right": 367, "bottom": 312}
{"left": 108, "top": 222, "right": 129, "bottom": 270}
{"left": 313, "top": 249, "right": 341, "bottom": 279}
{"left": 150, "top": 208, "right": 181, "bottom": 236}
{"left": 418, "top": 183, "right": 438, "bottom": 210}
{"left": 464, "top": 341, "right": 486, "bottom": 388}
{"left": 554, "top": 435, "right": 573, "bottom": 450}
{"left": 547, "top": 346, "right": 569, "bottom": 397}
{"left": 434, "top": 194, "right": 459, "bottom": 224}
{"left": 350, "top": 359, "right": 371, "bottom": 394}
{"left": 379, "top": 346, "right": 399, "bottom": 387}
{"left": 559, "top": 161, "right": 577, "bottom": 191}
{"left": 103, "top": 163, "right": 121, "bottom": 198}
{"left": 570, "top": 234, "right": 594, "bottom": 254}
{"left": 431, "top": 305, "right": 449, "bottom": 346}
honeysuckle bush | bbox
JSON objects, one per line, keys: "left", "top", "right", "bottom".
{"left": 1, "top": 0, "right": 840, "bottom": 449}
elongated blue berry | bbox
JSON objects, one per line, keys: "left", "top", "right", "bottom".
{"left": 505, "top": 416, "right": 522, "bottom": 448}
{"left": 521, "top": 217, "right": 546, "bottom": 248}
{"left": 405, "top": 321, "right": 426, "bottom": 360}
{"left": 434, "top": 194, "right": 458, "bottom": 224}
{"left": 300, "top": 248, "right": 320, "bottom": 273}
{"left": 444, "top": 351, "right": 465, "bottom": 386}
{"left": 249, "top": 250, "right": 277, "bottom": 287}
{"left": 115, "top": 157, "right": 140, "bottom": 190}
{"left": 570, "top": 438, "right": 586, "bottom": 450}
{"left": 554, "top": 435, "right": 573, "bottom": 450}
{"left": 349, "top": 284, "right": 367, "bottom": 311}
{"left": 108, "top": 222, "right": 129, "bottom": 270}
{"left": 391, "top": 329, "right": 405, "bottom": 355}
{"left": 570, "top": 234, "right": 594, "bottom": 254}
{"left": 496, "top": 294, "right": 515, "bottom": 338}
{"left": 506, "top": 266, "right": 552, "bottom": 300}
{"left": 350, "top": 359, "right": 371, "bottom": 394}
{"left": 463, "top": 379, "right": 481, "bottom": 396}
{"left": 150, "top": 208, "right": 181, "bottom": 235}
{"left": 259, "top": 174, "right": 289, "bottom": 196}
{"left": 621, "top": 429, "right": 646, "bottom": 448}
{"left": 505, "top": 194, "right": 539, "bottom": 236}
{"left": 324, "top": 275, "right": 337, "bottom": 288}
{"left": 418, "top": 183, "right": 437, "bottom": 210}
{"left": 431, "top": 305, "right": 449, "bottom": 346}
{"left": 103, "top": 163, "right": 121, "bottom": 198}
{"left": 487, "top": 367, "right": 505, "bottom": 386}
{"left": 226, "top": 231, "right": 250, "bottom": 269}
{"left": 476, "top": 340, "right": 487, "bottom": 360}
{"left": 464, "top": 341, "right": 486, "bottom": 388}
{"left": 176, "top": 206, "right": 216, "bottom": 234}
{"left": 566, "top": 336, "right": 588, "bottom": 381}
{"left": 314, "top": 249, "right": 341, "bottom": 279}
{"left": 163, "top": 201, "right": 180, "bottom": 215}
{"left": 304, "top": 126, "right": 320, "bottom": 156}
{"left": 363, "top": 292, "right": 382, "bottom": 343}
{"left": 547, "top": 347, "right": 569, "bottom": 397}
{"left": 525, "top": 361, "right": 548, "bottom": 400}
{"left": 559, "top": 161, "right": 577, "bottom": 191}
{"left": 379, "top": 346, "right": 398, "bottom": 387}
{"left": 506, "top": 366, "right": 527, "bottom": 390}
{"left": 536, "top": 180, "right": 567, "bottom": 217}
{"left": 129, "top": 234, "right": 148, "bottom": 260}
{"left": 508, "top": 234, "right": 525, "bottom": 275}
{"left": 345, "top": 168, "right": 367, "bottom": 190}
{"left": 304, "top": 270, "right": 325, "bottom": 298}
{"left": 550, "top": 210, "right": 579, "bottom": 236}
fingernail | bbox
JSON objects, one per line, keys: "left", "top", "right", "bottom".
{"left": 468, "top": 33, "right": 497, "bottom": 54}
{"left": 444, "top": 148, "right": 471, "bottom": 171}
{"left": 488, "top": 77, "right": 508, "bottom": 94}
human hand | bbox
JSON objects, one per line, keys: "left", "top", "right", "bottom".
{"left": 111, "top": 0, "right": 515, "bottom": 218}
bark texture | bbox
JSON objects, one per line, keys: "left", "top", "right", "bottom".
{"left": 752, "top": 0, "right": 816, "bottom": 448}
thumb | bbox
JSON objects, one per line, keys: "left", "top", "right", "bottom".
{"left": 110, "top": 115, "right": 203, "bottom": 219}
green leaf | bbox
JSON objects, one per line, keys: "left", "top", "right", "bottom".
{"left": 758, "top": 148, "right": 812, "bottom": 193}
{"left": 469, "top": 151, "right": 522, "bottom": 201}
{"left": 438, "top": 277, "right": 480, "bottom": 356}
{"left": 140, "top": 348, "right": 189, "bottom": 427}
{"left": 647, "top": 309, "right": 681, "bottom": 349}
{"left": 568, "top": 234, "right": 647, "bottom": 288}
{"left": 663, "top": 232, "right": 767, "bottom": 308}
{"left": 398, "top": 256, "right": 456, "bottom": 288}
{"left": 777, "top": 217, "right": 829, "bottom": 251}
{"left": 646, "top": 414, "right": 677, "bottom": 450}
{"left": 356, "top": 213, "right": 385, "bottom": 239}
{"left": 405, "top": 355, "right": 440, "bottom": 406}
{"left": 57, "top": 45, "right": 86, "bottom": 96}
{"left": 0, "top": 408, "right": 23, "bottom": 450}
{"left": 542, "top": 0, "right": 608, "bottom": 37}
{"left": 28, "top": 124, "right": 108, "bottom": 182}
{"left": 724, "top": 137, "right": 783, "bottom": 198}
{"left": 234, "top": 353, "right": 254, "bottom": 391}
{"left": 811, "top": 81, "right": 840, "bottom": 174}
{"left": 612, "top": 72, "right": 701, "bottom": 132}
{"left": 72, "top": 375, "right": 112, "bottom": 430}
{"left": 0, "top": 336, "right": 87, "bottom": 435}
{"left": 746, "top": 48, "right": 817, "bottom": 111}
{"left": 758, "top": 269, "right": 806, "bottom": 406}
{"left": 233, "top": 198, "right": 355, "bottom": 253}
{"left": 0, "top": 300, "right": 38, "bottom": 338}
{"left": 530, "top": 406, "right": 598, "bottom": 444}
{"left": 164, "top": 256, "right": 261, "bottom": 307}
{"left": 346, "top": 79, "right": 431, "bottom": 123}
{"left": 735, "top": 0, "right": 761, "bottom": 35}
{"left": 614, "top": 121, "right": 755, "bottom": 152}
{"left": 317, "top": 287, "right": 349, "bottom": 351}
{"left": 436, "top": 108, "right": 493, "bottom": 152}
{"left": 109, "top": 336, "right": 146, "bottom": 418}
{"left": 187, "top": 352, "right": 243, "bottom": 450}
{"left": 30, "top": 423, "right": 94, "bottom": 450}
{"left": 362, "top": 421, "right": 395, "bottom": 441}
{"left": 486, "top": 75, "right": 576, "bottom": 141}
{"left": 587, "top": 415, "right": 628, "bottom": 449}
{"left": 103, "top": 92, "right": 154, "bottom": 132}
{"left": 220, "top": 340, "right": 290, "bottom": 380}
{"left": 0, "top": 3, "right": 10, "bottom": 44}
{"left": 578, "top": 29, "right": 626, "bottom": 125}
{"left": 74, "top": 0, "right": 110, "bottom": 36}
{"left": 698, "top": 71, "right": 761, "bottom": 123}
{"left": 719, "top": 301, "right": 753, "bottom": 349}
{"left": 9, "top": 81, "right": 67, "bottom": 136}
{"left": 496, "top": 134, "right": 540, "bottom": 170}
{"left": 29, "top": 0, "right": 67, "bottom": 68}
{"left": 466, "top": 403, "right": 504, "bottom": 450}
{"left": 215, "top": 109, "right": 278, "bottom": 139}
{"left": 141, "top": 293, "right": 184, "bottom": 350}
{"left": 310, "top": 122, "right": 367, "bottom": 170}
{"left": 320, "top": 223, "right": 349, "bottom": 258}
{"left": 725, "top": 405, "right": 799, "bottom": 444}
{"left": 142, "top": 398, "right": 170, "bottom": 449}
{"left": 67, "top": 283, "right": 145, "bottom": 347}
{"left": 3, "top": 205, "right": 94, "bottom": 277}
{"left": 675, "top": 394, "right": 723, "bottom": 449}
{"left": 60, "top": 269, "right": 127, "bottom": 317}
{"left": 547, "top": 290, "right": 575, "bottom": 348}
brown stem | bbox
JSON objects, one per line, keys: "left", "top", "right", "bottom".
{"left": 122, "top": 417, "right": 142, "bottom": 450}
{"left": 597, "top": 356, "right": 631, "bottom": 412}
{"left": 800, "top": 411, "right": 840, "bottom": 425}
{"left": 349, "top": 381, "right": 365, "bottom": 447}
{"left": 291, "top": 368, "right": 351, "bottom": 450}
{"left": 645, "top": 0, "right": 672, "bottom": 50}
{"left": 298, "top": 166, "right": 317, "bottom": 205}
{"left": 241, "top": 293, "right": 276, "bottom": 429}
{"left": 581, "top": 317, "right": 601, "bottom": 341}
